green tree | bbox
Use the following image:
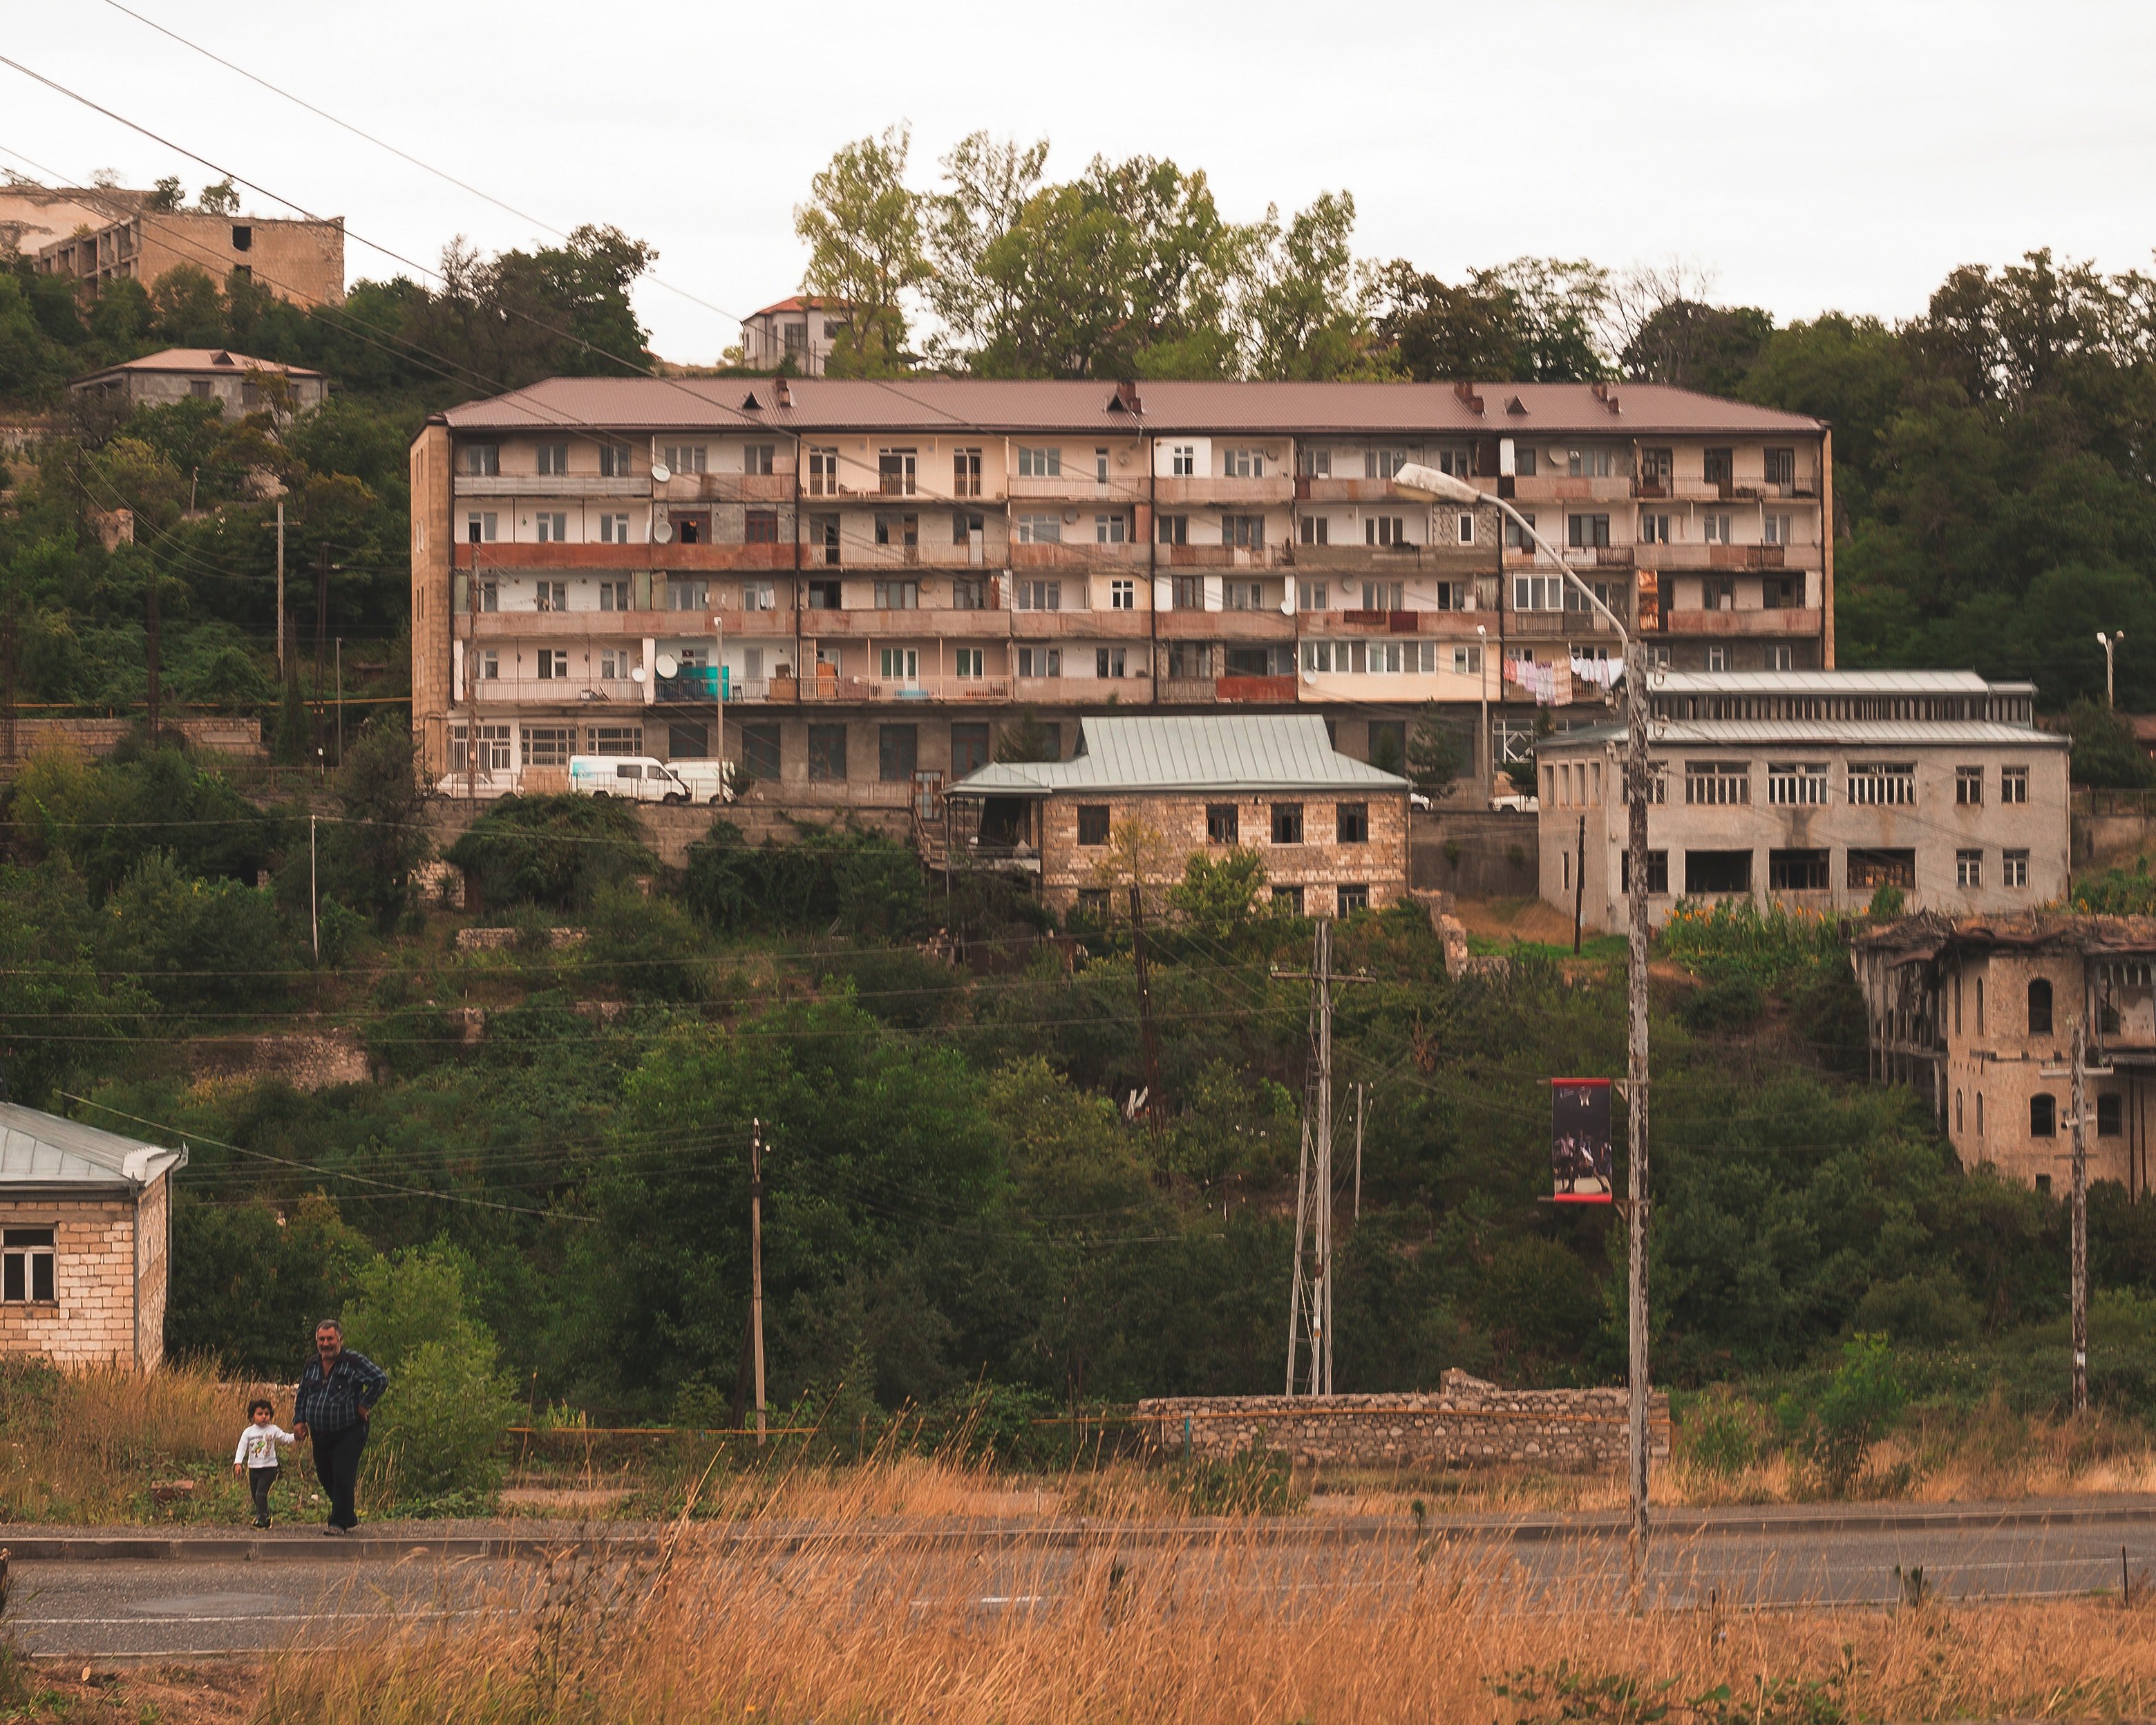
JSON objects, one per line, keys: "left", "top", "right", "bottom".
{"left": 2067, "top": 697, "right": 2154, "bottom": 788}
{"left": 1408, "top": 702, "right": 1468, "bottom": 798}
{"left": 925, "top": 131, "right": 1050, "bottom": 368}
{"left": 793, "top": 125, "right": 927, "bottom": 374}
{"left": 1166, "top": 847, "right": 1269, "bottom": 943}
{"left": 194, "top": 178, "right": 240, "bottom": 216}
{"left": 1245, "top": 191, "right": 1376, "bottom": 381}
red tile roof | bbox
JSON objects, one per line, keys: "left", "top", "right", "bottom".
{"left": 439, "top": 377, "right": 1826, "bottom": 437}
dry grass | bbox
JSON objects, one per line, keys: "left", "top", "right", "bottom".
{"left": 0, "top": 1359, "right": 282, "bottom": 1524}
{"left": 249, "top": 1455, "right": 2156, "bottom": 1724}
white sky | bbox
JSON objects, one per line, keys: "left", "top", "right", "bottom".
{"left": 7, "top": 0, "right": 2155, "bottom": 369}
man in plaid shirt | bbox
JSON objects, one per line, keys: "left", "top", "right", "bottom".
{"left": 292, "top": 1318, "right": 388, "bottom": 1534}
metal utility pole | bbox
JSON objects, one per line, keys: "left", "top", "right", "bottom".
{"left": 2098, "top": 632, "right": 2125, "bottom": 709}
{"left": 274, "top": 498, "right": 285, "bottom": 680}
{"left": 1129, "top": 884, "right": 1162, "bottom": 1127}
{"left": 750, "top": 1116, "right": 768, "bottom": 1443}
{"left": 309, "top": 814, "right": 319, "bottom": 962}
{"left": 1354, "top": 1081, "right": 1365, "bottom": 1222}
{"left": 1476, "top": 621, "right": 1490, "bottom": 796}
{"left": 334, "top": 638, "right": 344, "bottom": 765}
{"left": 313, "top": 542, "right": 330, "bottom": 748}
{"left": 2045, "top": 1020, "right": 2110, "bottom": 1415}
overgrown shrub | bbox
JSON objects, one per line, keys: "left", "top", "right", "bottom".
{"left": 98, "top": 850, "right": 290, "bottom": 1009}
{"left": 683, "top": 819, "right": 928, "bottom": 939}
{"left": 1782, "top": 1332, "right": 1907, "bottom": 1496}
{"left": 444, "top": 794, "right": 654, "bottom": 912}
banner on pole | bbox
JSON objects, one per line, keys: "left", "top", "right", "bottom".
{"left": 1551, "top": 1078, "right": 1614, "bottom": 1203}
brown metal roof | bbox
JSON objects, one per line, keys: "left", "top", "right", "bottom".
{"left": 72, "top": 347, "right": 324, "bottom": 381}
{"left": 439, "top": 377, "right": 1827, "bottom": 437}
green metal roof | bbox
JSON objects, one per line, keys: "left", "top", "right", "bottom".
{"left": 0, "top": 1102, "right": 188, "bottom": 1189}
{"left": 949, "top": 715, "right": 1411, "bottom": 798}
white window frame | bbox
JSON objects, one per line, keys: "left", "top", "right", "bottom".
{"left": 1847, "top": 762, "right": 1917, "bottom": 807}
{"left": 3, "top": 1227, "right": 56, "bottom": 1303}
{"left": 2004, "top": 849, "right": 2030, "bottom": 889}
{"left": 1110, "top": 578, "right": 1135, "bottom": 611}
{"left": 1017, "top": 446, "right": 1062, "bottom": 478}
{"left": 1016, "top": 515, "right": 1062, "bottom": 545}
{"left": 1767, "top": 762, "right": 1828, "bottom": 806}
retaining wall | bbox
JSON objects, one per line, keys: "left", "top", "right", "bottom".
{"left": 1135, "top": 1373, "right": 1670, "bottom": 1472}
{"left": 1410, "top": 810, "right": 1542, "bottom": 899}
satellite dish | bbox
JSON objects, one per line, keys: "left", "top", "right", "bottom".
{"left": 655, "top": 652, "right": 680, "bottom": 679}
{"left": 652, "top": 518, "right": 674, "bottom": 544}
{"left": 650, "top": 462, "right": 672, "bottom": 484}
{"left": 630, "top": 665, "right": 646, "bottom": 683}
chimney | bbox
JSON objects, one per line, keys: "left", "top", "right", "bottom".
{"left": 775, "top": 377, "right": 793, "bottom": 409}
{"left": 1452, "top": 380, "right": 1485, "bottom": 415}
{"left": 1108, "top": 379, "right": 1143, "bottom": 414}
{"left": 1590, "top": 381, "right": 1621, "bottom": 414}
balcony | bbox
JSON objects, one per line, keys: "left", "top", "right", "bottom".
{"left": 1152, "top": 475, "right": 1294, "bottom": 508}
{"left": 1509, "top": 475, "right": 1634, "bottom": 505}
{"left": 1008, "top": 675, "right": 1153, "bottom": 706}
{"left": 1645, "top": 543, "right": 1812, "bottom": 572}
{"left": 1663, "top": 605, "right": 1824, "bottom": 637}
{"left": 1285, "top": 543, "right": 1489, "bottom": 574}
{"left": 798, "top": 607, "right": 1014, "bottom": 639}
{"left": 1295, "top": 476, "right": 1427, "bottom": 504}
{"left": 466, "top": 610, "right": 645, "bottom": 640}
{"left": 1505, "top": 610, "right": 1629, "bottom": 640}
{"left": 467, "top": 676, "right": 641, "bottom": 706}
{"left": 1008, "top": 474, "right": 1150, "bottom": 504}
{"left": 1009, "top": 540, "right": 1151, "bottom": 570}
{"left": 657, "top": 472, "right": 793, "bottom": 505}
{"left": 1157, "top": 543, "right": 1290, "bottom": 570}
{"left": 838, "top": 538, "right": 1003, "bottom": 571}
{"left": 1159, "top": 674, "right": 1298, "bottom": 705}
{"left": 453, "top": 474, "right": 650, "bottom": 499}
{"left": 454, "top": 543, "right": 803, "bottom": 572}
{"left": 797, "top": 672, "right": 1021, "bottom": 705}
{"left": 1157, "top": 607, "right": 1294, "bottom": 641}
{"left": 1007, "top": 608, "right": 1153, "bottom": 640}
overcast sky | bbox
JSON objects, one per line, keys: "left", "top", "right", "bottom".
{"left": 7, "top": 0, "right": 2153, "bottom": 369}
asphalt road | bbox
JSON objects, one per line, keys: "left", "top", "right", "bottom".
{"left": 8, "top": 1503, "right": 2153, "bottom": 1662}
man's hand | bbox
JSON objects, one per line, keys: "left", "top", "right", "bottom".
{"left": 292, "top": 1422, "right": 310, "bottom": 1442}
{"left": 358, "top": 1405, "right": 372, "bottom": 1421}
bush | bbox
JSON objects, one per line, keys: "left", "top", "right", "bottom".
{"left": 1854, "top": 1271, "right": 1982, "bottom": 1346}
{"left": 98, "top": 850, "right": 290, "bottom": 1010}
{"left": 683, "top": 820, "right": 928, "bottom": 939}
{"left": 583, "top": 885, "right": 715, "bottom": 1003}
{"left": 1175, "top": 1447, "right": 1300, "bottom": 1514}
{"left": 445, "top": 794, "right": 654, "bottom": 912}
{"left": 1681, "top": 971, "right": 1766, "bottom": 1033}
{"left": 1786, "top": 1332, "right": 1906, "bottom": 1496}
{"left": 1659, "top": 898, "right": 1844, "bottom": 988}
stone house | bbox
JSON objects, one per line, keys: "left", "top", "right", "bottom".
{"left": 0, "top": 1102, "right": 188, "bottom": 1369}
{"left": 944, "top": 713, "right": 1410, "bottom": 919}
{"left": 68, "top": 348, "right": 328, "bottom": 417}
{"left": 1853, "top": 913, "right": 2156, "bottom": 1195}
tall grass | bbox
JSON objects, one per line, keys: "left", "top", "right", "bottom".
{"left": 251, "top": 1455, "right": 2156, "bottom": 1724}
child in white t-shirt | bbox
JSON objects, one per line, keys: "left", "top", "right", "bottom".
{"left": 233, "top": 1397, "right": 296, "bottom": 1528}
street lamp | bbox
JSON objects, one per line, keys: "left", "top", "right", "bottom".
{"left": 2097, "top": 631, "right": 2124, "bottom": 708}
{"left": 1394, "top": 460, "right": 1656, "bottom": 1564}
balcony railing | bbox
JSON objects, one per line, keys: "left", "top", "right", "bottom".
{"left": 454, "top": 543, "right": 803, "bottom": 572}
{"left": 1152, "top": 475, "right": 1294, "bottom": 507}
{"left": 1155, "top": 607, "right": 1294, "bottom": 640}
{"left": 1158, "top": 674, "right": 1298, "bottom": 704}
{"left": 1284, "top": 544, "right": 1489, "bottom": 573}
{"left": 657, "top": 472, "right": 794, "bottom": 504}
{"left": 1007, "top": 474, "right": 1150, "bottom": 503}
{"left": 1008, "top": 540, "right": 1150, "bottom": 569}
{"left": 1662, "top": 605, "right": 1823, "bottom": 637}
{"left": 1157, "top": 544, "right": 1289, "bottom": 570}
{"left": 453, "top": 474, "right": 650, "bottom": 498}
{"left": 797, "top": 672, "right": 1018, "bottom": 704}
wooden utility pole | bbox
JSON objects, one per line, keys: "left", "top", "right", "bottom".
{"left": 1573, "top": 813, "right": 1587, "bottom": 954}
{"left": 313, "top": 541, "right": 330, "bottom": 749}
{"left": 0, "top": 600, "right": 17, "bottom": 765}
{"left": 1623, "top": 634, "right": 1653, "bottom": 1573}
{"left": 1354, "top": 1082, "right": 1365, "bottom": 1222}
{"left": 144, "top": 562, "right": 161, "bottom": 746}
{"left": 750, "top": 1116, "right": 768, "bottom": 1442}
{"left": 274, "top": 498, "right": 285, "bottom": 680}
{"left": 2047, "top": 1020, "right": 2110, "bottom": 1415}
{"left": 1282, "top": 922, "right": 1371, "bottom": 1396}
{"left": 1129, "top": 884, "right": 1162, "bottom": 1127}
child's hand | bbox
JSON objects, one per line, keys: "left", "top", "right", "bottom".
{"left": 234, "top": 1463, "right": 244, "bottom": 1476}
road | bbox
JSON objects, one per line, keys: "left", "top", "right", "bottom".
{"left": 7, "top": 1500, "right": 2153, "bottom": 1662}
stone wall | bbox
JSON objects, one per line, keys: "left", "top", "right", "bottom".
{"left": 1135, "top": 1371, "right": 1670, "bottom": 1471}
{"left": 0, "top": 1176, "right": 171, "bottom": 1370}
{"left": 1410, "top": 809, "right": 1542, "bottom": 899}
{"left": 3, "top": 717, "right": 263, "bottom": 762}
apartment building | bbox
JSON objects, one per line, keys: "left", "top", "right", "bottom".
{"left": 1535, "top": 670, "right": 2070, "bottom": 932}
{"left": 406, "top": 378, "right": 1831, "bottom": 800}
{"left": 1854, "top": 914, "right": 2156, "bottom": 1194}
{"left": 35, "top": 199, "right": 345, "bottom": 309}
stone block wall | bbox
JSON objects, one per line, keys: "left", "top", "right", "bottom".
{"left": 0, "top": 1179, "right": 169, "bottom": 1370}
{"left": 1135, "top": 1371, "right": 1670, "bottom": 1471}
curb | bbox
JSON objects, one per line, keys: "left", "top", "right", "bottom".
{"left": 10, "top": 1497, "right": 2156, "bottom": 1563}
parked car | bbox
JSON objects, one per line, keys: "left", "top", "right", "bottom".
{"left": 567, "top": 755, "right": 732, "bottom": 806}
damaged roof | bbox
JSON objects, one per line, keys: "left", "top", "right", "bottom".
{"left": 949, "top": 714, "right": 1410, "bottom": 797}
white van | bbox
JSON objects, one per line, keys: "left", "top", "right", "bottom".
{"left": 567, "top": 755, "right": 732, "bottom": 806}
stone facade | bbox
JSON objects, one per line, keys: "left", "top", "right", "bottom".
{"left": 1046, "top": 788, "right": 1409, "bottom": 919}
{"left": 1136, "top": 1372, "right": 1671, "bottom": 1471}
{"left": 0, "top": 1175, "right": 172, "bottom": 1369}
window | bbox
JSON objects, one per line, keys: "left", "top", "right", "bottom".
{"left": 670, "top": 511, "right": 708, "bottom": 545}
{"left": 1336, "top": 883, "right": 1370, "bottom": 916}
{"left": 599, "top": 442, "right": 635, "bottom": 478}
{"left": 1017, "top": 446, "right": 1062, "bottom": 478}
{"left": 1513, "top": 446, "right": 1538, "bottom": 478}
{"left": 1764, "top": 447, "right": 1796, "bottom": 487}
{"left": 189, "top": 379, "right": 212, "bottom": 399}
{"left": 1076, "top": 888, "right": 1110, "bottom": 918}
{"left": 1222, "top": 513, "right": 1266, "bottom": 547}
{"left": 1110, "top": 578, "right": 1135, "bottom": 610}
{"left": 1564, "top": 580, "right": 1620, "bottom": 616}
{"left": 1207, "top": 804, "right": 1240, "bottom": 845}
{"left": 1362, "top": 581, "right": 1405, "bottom": 612}
{"left": 599, "top": 648, "right": 634, "bottom": 679}
{"left": 1847, "top": 849, "right": 1916, "bottom": 889}
{"left": 1505, "top": 511, "right": 1538, "bottom": 550}
{"left": 2031, "top": 1094, "right": 2056, "bottom": 1138}
{"left": 1763, "top": 513, "right": 1795, "bottom": 545}
{"left": 1366, "top": 516, "right": 1407, "bottom": 547}
{"left": 952, "top": 576, "right": 987, "bottom": 610}
{"left": 2029, "top": 977, "right": 2053, "bottom": 1035}
{"left": 745, "top": 509, "right": 779, "bottom": 543}
{"left": 878, "top": 724, "right": 918, "bottom": 782}
{"left": 536, "top": 443, "right": 568, "bottom": 476}
{"left": 1298, "top": 580, "right": 1330, "bottom": 611}
{"left": 1097, "top": 513, "right": 1128, "bottom": 544}
{"left": 1457, "top": 512, "right": 1476, "bottom": 545}
{"left": 1095, "top": 648, "right": 1128, "bottom": 678}
{"left": 1513, "top": 575, "right": 1564, "bottom": 612}
{"left": 953, "top": 447, "right": 983, "bottom": 497}
{"left": 464, "top": 444, "right": 500, "bottom": 477}
{"left": 1769, "top": 645, "right": 1794, "bottom": 671}
{"left": 873, "top": 580, "right": 919, "bottom": 609}
{"left": 1077, "top": 804, "right": 1110, "bottom": 847}
{"left": 523, "top": 726, "right": 574, "bottom": 766}
{"left": 1365, "top": 449, "right": 1408, "bottom": 479}
{"left": 1684, "top": 761, "right": 1750, "bottom": 806}
{"left": 1294, "top": 446, "right": 1332, "bottom": 478}
{"left": 1567, "top": 447, "right": 1613, "bottom": 478}
{"left": 1015, "top": 580, "right": 1061, "bottom": 612}
{"left": 1768, "top": 849, "right": 1829, "bottom": 891}
{"left": 1951, "top": 766, "right": 1985, "bottom": 806}
{"left": 1768, "top": 762, "right": 1828, "bottom": 805}
{"left": 2, "top": 1228, "right": 55, "bottom": 1303}
{"left": 1016, "top": 514, "right": 1062, "bottom": 544}
{"left": 1705, "top": 646, "right": 1729, "bottom": 672}
{"left": 1336, "top": 802, "right": 1370, "bottom": 844}
{"left": 811, "top": 516, "right": 839, "bottom": 564}
{"left": 663, "top": 445, "right": 708, "bottom": 474}
{"left": 954, "top": 511, "right": 985, "bottom": 545}
{"left": 1224, "top": 581, "right": 1265, "bottom": 610}
{"left": 1274, "top": 885, "right": 1305, "bottom": 914}
{"left": 475, "top": 649, "right": 499, "bottom": 681}
{"left": 1453, "top": 645, "right": 1484, "bottom": 676}
{"left": 1435, "top": 582, "right": 1471, "bottom": 612}
{"left": 598, "top": 513, "right": 630, "bottom": 543}
{"left": 1848, "top": 762, "right": 1916, "bottom": 806}
{"left": 466, "top": 511, "right": 498, "bottom": 544}
{"left": 878, "top": 449, "right": 917, "bottom": 495}
{"left": 1271, "top": 804, "right": 1305, "bottom": 845}
{"left": 954, "top": 648, "right": 985, "bottom": 679}
{"left": 1223, "top": 447, "right": 1266, "bottom": 478}
{"left": 230, "top": 222, "right": 253, "bottom": 252}
{"left": 1171, "top": 643, "right": 1215, "bottom": 677}
{"left": 1703, "top": 513, "right": 1734, "bottom": 544}
{"left": 534, "top": 580, "right": 567, "bottom": 611}
{"left": 1171, "top": 575, "right": 1204, "bottom": 610}
{"left": 873, "top": 513, "right": 918, "bottom": 547}
{"left": 1157, "top": 514, "right": 1190, "bottom": 545}
{"left": 1016, "top": 646, "right": 1061, "bottom": 677}
{"left": 2005, "top": 849, "right": 2030, "bottom": 889}
{"left": 1957, "top": 849, "right": 1983, "bottom": 888}
{"left": 952, "top": 722, "right": 991, "bottom": 776}
{"left": 2001, "top": 766, "right": 2029, "bottom": 804}
{"left": 741, "top": 723, "right": 780, "bottom": 780}
{"left": 807, "top": 579, "right": 842, "bottom": 610}
{"left": 1171, "top": 444, "right": 1196, "bottom": 477}
{"left": 741, "top": 581, "right": 775, "bottom": 610}
{"left": 536, "top": 512, "right": 567, "bottom": 543}
{"left": 667, "top": 577, "right": 710, "bottom": 612}
{"left": 808, "top": 724, "right": 848, "bottom": 782}
{"left": 1299, "top": 516, "right": 1331, "bottom": 545}
{"left": 1639, "top": 511, "right": 1674, "bottom": 543}
{"left": 1685, "top": 850, "right": 1753, "bottom": 894}
{"left": 880, "top": 648, "right": 920, "bottom": 681}
{"left": 2100, "top": 1093, "right": 2124, "bottom": 1138}
{"left": 806, "top": 448, "right": 838, "bottom": 496}
{"left": 1703, "top": 447, "right": 1734, "bottom": 487}
{"left": 598, "top": 578, "right": 630, "bottom": 612}
{"left": 1640, "top": 446, "right": 1673, "bottom": 486}
{"left": 1567, "top": 514, "right": 1611, "bottom": 549}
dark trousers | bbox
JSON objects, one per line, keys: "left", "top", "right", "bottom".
{"left": 247, "top": 1464, "right": 278, "bottom": 1525}
{"left": 312, "top": 1422, "right": 368, "bottom": 1529}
